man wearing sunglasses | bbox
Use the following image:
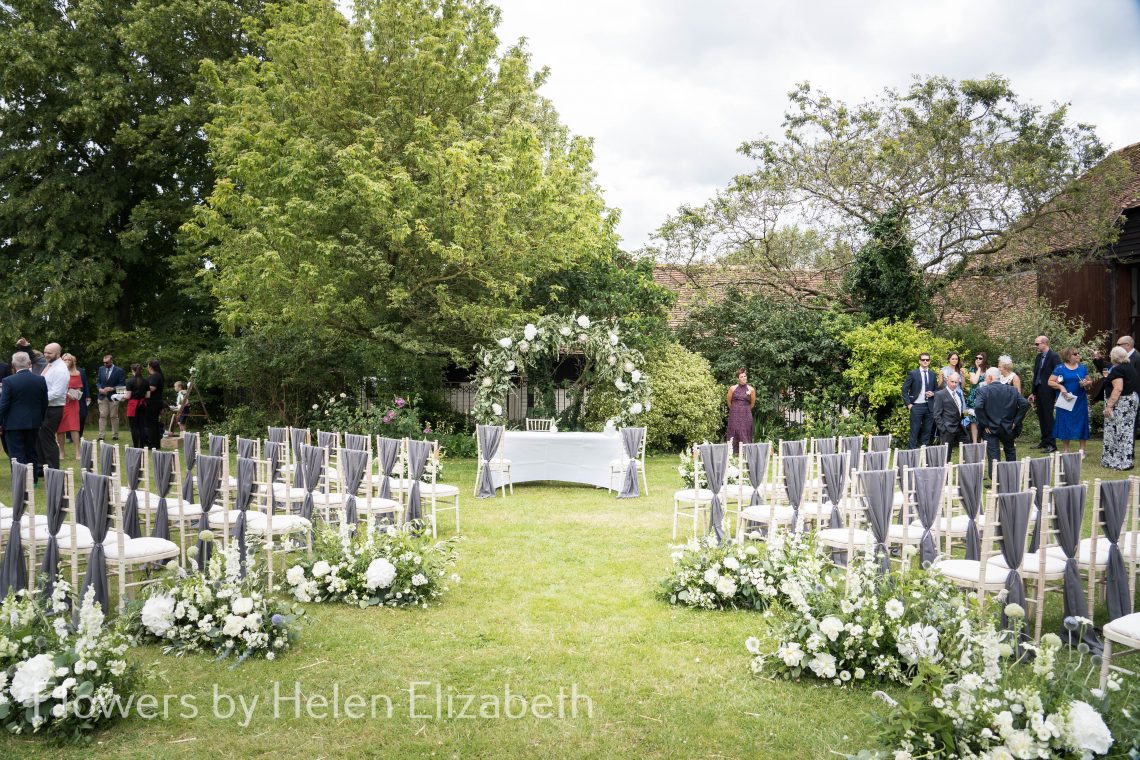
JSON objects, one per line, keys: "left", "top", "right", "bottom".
{"left": 1028, "top": 336, "right": 1061, "bottom": 453}
{"left": 902, "top": 352, "right": 936, "bottom": 449}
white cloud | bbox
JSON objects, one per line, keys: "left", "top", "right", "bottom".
{"left": 493, "top": 0, "right": 1140, "bottom": 250}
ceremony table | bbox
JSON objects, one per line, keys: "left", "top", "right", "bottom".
{"left": 491, "top": 430, "right": 624, "bottom": 489}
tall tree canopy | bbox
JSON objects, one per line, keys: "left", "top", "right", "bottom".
{"left": 186, "top": 0, "right": 619, "bottom": 370}
{"left": 0, "top": 0, "right": 264, "bottom": 354}
{"left": 653, "top": 75, "right": 1128, "bottom": 306}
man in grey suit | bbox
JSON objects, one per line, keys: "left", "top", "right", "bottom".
{"left": 975, "top": 367, "right": 1031, "bottom": 478}
{"left": 932, "top": 372, "right": 968, "bottom": 447}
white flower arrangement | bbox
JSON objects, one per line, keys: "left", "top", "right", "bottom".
{"left": 131, "top": 544, "right": 304, "bottom": 664}
{"left": 284, "top": 524, "right": 460, "bottom": 609}
{"left": 497, "top": 337, "right": 512, "bottom": 348}
{"left": 660, "top": 528, "right": 830, "bottom": 611}
{"left": 0, "top": 583, "right": 139, "bottom": 737}
{"left": 524, "top": 323, "right": 538, "bottom": 341}
{"left": 576, "top": 315, "right": 591, "bottom": 328}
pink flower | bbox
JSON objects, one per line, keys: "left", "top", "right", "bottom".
{"left": 423, "top": 426, "right": 432, "bottom": 434}
{"left": 395, "top": 397, "right": 406, "bottom": 408}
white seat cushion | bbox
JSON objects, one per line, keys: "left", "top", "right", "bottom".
{"left": 718, "top": 485, "right": 757, "bottom": 504}
{"left": 103, "top": 533, "right": 180, "bottom": 562}
{"left": 420, "top": 483, "right": 460, "bottom": 499}
{"left": 739, "top": 504, "right": 797, "bottom": 523}
{"left": 988, "top": 551, "right": 1067, "bottom": 578}
{"left": 931, "top": 559, "right": 1010, "bottom": 588}
{"left": 609, "top": 458, "right": 642, "bottom": 470}
{"left": 119, "top": 487, "right": 160, "bottom": 504}
{"left": 1, "top": 506, "right": 13, "bottom": 520}
{"left": 794, "top": 501, "right": 831, "bottom": 520}
{"left": 271, "top": 484, "right": 309, "bottom": 500}
{"left": 2, "top": 514, "right": 50, "bottom": 532}
{"left": 1104, "top": 612, "right": 1140, "bottom": 648}
{"left": 356, "top": 497, "right": 401, "bottom": 514}
{"left": 674, "top": 488, "right": 715, "bottom": 503}
{"left": 887, "top": 523, "right": 928, "bottom": 542}
{"left": 137, "top": 497, "right": 200, "bottom": 518}
{"left": 817, "top": 527, "right": 872, "bottom": 548}
{"left": 1045, "top": 533, "right": 1140, "bottom": 567}
{"left": 54, "top": 524, "right": 96, "bottom": 551}
{"left": 910, "top": 514, "right": 986, "bottom": 535}
{"left": 206, "top": 509, "right": 246, "bottom": 527}
{"left": 244, "top": 512, "right": 310, "bottom": 535}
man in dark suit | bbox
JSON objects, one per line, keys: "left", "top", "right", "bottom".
{"left": 902, "top": 352, "right": 936, "bottom": 449}
{"left": 1028, "top": 335, "right": 1061, "bottom": 453}
{"left": 932, "top": 371, "right": 968, "bottom": 448}
{"left": 0, "top": 352, "right": 49, "bottom": 479}
{"left": 975, "top": 367, "right": 1031, "bottom": 478}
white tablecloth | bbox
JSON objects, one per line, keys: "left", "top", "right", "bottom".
{"left": 492, "top": 431, "right": 624, "bottom": 489}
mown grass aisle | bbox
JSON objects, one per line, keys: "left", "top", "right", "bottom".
{"left": 2, "top": 454, "right": 892, "bottom": 758}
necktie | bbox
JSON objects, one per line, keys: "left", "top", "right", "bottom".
{"left": 952, "top": 390, "right": 961, "bottom": 413}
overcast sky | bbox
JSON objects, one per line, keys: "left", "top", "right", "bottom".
{"left": 491, "top": 0, "right": 1140, "bottom": 251}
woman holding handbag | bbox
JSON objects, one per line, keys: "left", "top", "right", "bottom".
{"left": 125, "top": 363, "right": 148, "bottom": 448}
{"left": 56, "top": 353, "right": 84, "bottom": 460}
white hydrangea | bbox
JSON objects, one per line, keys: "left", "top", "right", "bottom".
{"left": 505, "top": 360, "right": 516, "bottom": 372}
{"left": 715, "top": 575, "right": 737, "bottom": 597}
{"left": 818, "top": 616, "right": 844, "bottom": 642}
{"left": 559, "top": 326, "right": 572, "bottom": 336}
{"left": 365, "top": 558, "right": 397, "bottom": 590}
{"left": 312, "top": 561, "right": 331, "bottom": 578}
{"left": 481, "top": 376, "right": 493, "bottom": 388}
{"left": 491, "top": 403, "right": 503, "bottom": 416}
{"left": 629, "top": 402, "right": 643, "bottom": 415}
{"left": 286, "top": 565, "right": 306, "bottom": 586}
{"left": 222, "top": 615, "right": 246, "bottom": 638}
{"left": 609, "top": 332, "right": 619, "bottom": 345}
{"left": 631, "top": 370, "right": 642, "bottom": 383}
{"left": 607, "top": 355, "right": 617, "bottom": 366}
{"left": 615, "top": 379, "right": 628, "bottom": 392}
{"left": 1063, "top": 700, "right": 1113, "bottom": 756}
{"left": 10, "top": 654, "right": 56, "bottom": 706}
{"left": 624, "top": 361, "right": 635, "bottom": 373}
{"left": 231, "top": 597, "right": 254, "bottom": 615}
{"left": 140, "top": 594, "right": 177, "bottom": 637}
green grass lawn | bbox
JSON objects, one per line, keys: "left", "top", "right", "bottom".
{"left": 0, "top": 437, "right": 1134, "bottom": 758}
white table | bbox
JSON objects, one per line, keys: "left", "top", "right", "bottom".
{"left": 492, "top": 431, "right": 624, "bottom": 489}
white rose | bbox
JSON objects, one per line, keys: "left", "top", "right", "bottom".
{"left": 492, "top": 403, "right": 503, "bottom": 416}
{"left": 498, "top": 337, "right": 512, "bottom": 348}
{"left": 630, "top": 402, "right": 643, "bottom": 415}
{"left": 607, "top": 355, "right": 617, "bottom": 366}
{"left": 819, "top": 616, "right": 844, "bottom": 642}
{"left": 777, "top": 642, "right": 805, "bottom": 667}
{"left": 505, "top": 360, "right": 516, "bottom": 372}
{"left": 481, "top": 376, "right": 493, "bottom": 388}
{"left": 524, "top": 324, "right": 538, "bottom": 340}
{"left": 140, "top": 594, "right": 177, "bottom": 637}
{"left": 10, "top": 654, "right": 56, "bottom": 706}
{"left": 715, "top": 575, "right": 737, "bottom": 597}
{"left": 723, "top": 556, "right": 740, "bottom": 571}
{"left": 645, "top": 402, "right": 651, "bottom": 411}
{"left": 624, "top": 361, "right": 635, "bottom": 373}
{"left": 631, "top": 370, "right": 642, "bottom": 383}
{"left": 222, "top": 615, "right": 246, "bottom": 638}
{"left": 312, "top": 560, "right": 331, "bottom": 578}
{"left": 609, "top": 332, "right": 619, "bottom": 346}
{"left": 808, "top": 652, "right": 837, "bottom": 679}
{"left": 615, "top": 379, "right": 627, "bottom": 392}
{"left": 559, "top": 326, "right": 571, "bottom": 337}
{"left": 286, "top": 565, "right": 306, "bottom": 586}
{"left": 518, "top": 340, "right": 529, "bottom": 353}
{"left": 365, "top": 558, "right": 397, "bottom": 590}
{"left": 232, "top": 597, "right": 254, "bottom": 615}
{"left": 577, "top": 315, "right": 591, "bottom": 328}
{"left": 744, "top": 636, "right": 761, "bottom": 654}
{"left": 577, "top": 333, "right": 587, "bottom": 342}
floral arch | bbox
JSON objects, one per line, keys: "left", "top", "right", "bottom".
{"left": 471, "top": 314, "right": 651, "bottom": 425}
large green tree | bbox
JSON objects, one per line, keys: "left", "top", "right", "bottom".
{"left": 653, "top": 75, "right": 1128, "bottom": 307}
{"left": 186, "top": 0, "right": 618, "bottom": 384}
{"left": 843, "top": 205, "right": 927, "bottom": 322}
{"left": 0, "top": 0, "right": 264, "bottom": 357}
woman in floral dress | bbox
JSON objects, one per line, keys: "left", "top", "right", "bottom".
{"left": 1102, "top": 346, "right": 1138, "bottom": 470}
{"left": 725, "top": 368, "right": 755, "bottom": 453}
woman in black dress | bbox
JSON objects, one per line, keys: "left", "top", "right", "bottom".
{"left": 125, "top": 363, "right": 148, "bottom": 449}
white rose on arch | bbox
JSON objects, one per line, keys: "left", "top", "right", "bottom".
{"left": 524, "top": 323, "right": 538, "bottom": 341}
{"left": 645, "top": 402, "right": 652, "bottom": 411}
{"left": 492, "top": 403, "right": 503, "bottom": 416}
{"left": 559, "top": 326, "right": 572, "bottom": 337}
{"left": 630, "top": 402, "right": 643, "bottom": 415}
{"left": 607, "top": 355, "right": 617, "bottom": 366}
{"left": 615, "top": 379, "right": 628, "bottom": 391}
{"left": 498, "top": 336, "right": 512, "bottom": 348}
{"left": 481, "top": 377, "right": 493, "bottom": 388}
{"left": 518, "top": 340, "right": 529, "bottom": 353}
{"left": 609, "top": 332, "right": 619, "bottom": 346}
{"left": 505, "top": 360, "right": 516, "bottom": 372}
{"left": 578, "top": 333, "right": 587, "bottom": 342}
{"left": 624, "top": 361, "right": 635, "bottom": 373}
{"left": 577, "top": 315, "right": 591, "bottom": 328}
{"left": 631, "top": 370, "right": 642, "bottom": 383}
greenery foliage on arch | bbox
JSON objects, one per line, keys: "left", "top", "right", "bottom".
{"left": 472, "top": 314, "right": 651, "bottom": 425}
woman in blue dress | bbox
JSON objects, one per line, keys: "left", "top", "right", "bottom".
{"left": 1048, "top": 346, "right": 1091, "bottom": 454}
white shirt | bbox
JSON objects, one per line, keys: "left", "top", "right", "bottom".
{"left": 914, "top": 368, "right": 931, "bottom": 404}
{"left": 43, "top": 358, "right": 69, "bottom": 407}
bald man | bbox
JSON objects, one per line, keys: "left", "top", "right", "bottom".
{"left": 36, "top": 341, "right": 68, "bottom": 473}
{"left": 1116, "top": 335, "right": 1140, "bottom": 437}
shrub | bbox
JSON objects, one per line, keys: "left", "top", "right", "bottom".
{"left": 585, "top": 342, "right": 722, "bottom": 451}
{"left": 991, "top": 296, "right": 1106, "bottom": 379}
{"left": 843, "top": 320, "right": 955, "bottom": 411}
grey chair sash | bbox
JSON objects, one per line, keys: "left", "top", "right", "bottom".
{"left": 209, "top": 434, "right": 226, "bottom": 457}
{"left": 79, "top": 438, "right": 95, "bottom": 471}
{"left": 814, "top": 438, "right": 837, "bottom": 456}
{"left": 0, "top": 462, "right": 29, "bottom": 596}
{"left": 741, "top": 443, "right": 770, "bottom": 506}
{"left": 840, "top": 436, "right": 862, "bottom": 469}
{"left": 81, "top": 472, "right": 111, "bottom": 612}
{"left": 1027, "top": 456, "right": 1053, "bottom": 552}
{"left": 1058, "top": 452, "right": 1082, "bottom": 486}
{"left": 339, "top": 448, "right": 369, "bottom": 528}
{"left": 377, "top": 437, "right": 401, "bottom": 500}
{"left": 782, "top": 454, "right": 808, "bottom": 531}
{"left": 475, "top": 425, "right": 504, "bottom": 499}
{"left": 404, "top": 440, "right": 431, "bottom": 523}
{"left": 960, "top": 442, "right": 986, "bottom": 465}
{"left": 122, "top": 447, "right": 143, "bottom": 538}
{"left": 994, "top": 460, "right": 1022, "bottom": 495}
{"left": 618, "top": 427, "right": 646, "bottom": 498}
{"left": 40, "top": 468, "right": 66, "bottom": 599}
{"left": 234, "top": 457, "right": 256, "bottom": 577}
{"left": 317, "top": 431, "right": 337, "bottom": 450}
{"left": 914, "top": 466, "right": 945, "bottom": 566}
{"left": 859, "top": 469, "right": 895, "bottom": 573}
{"left": 290, "top": 428, "right": 309, "bottom": 487}
{"left": 264, "top": 441, "right": 283, "bottom": 513}
{"left": 181, "top": 433, "right": 199, "bottom": 505}
{"left": 237, "top": 436, "right": 256, "bottom": 460}
{"left": 779, "top": 440, "right": 805, "bottom": 458}
{"left": 150, "top": 450, "right": 174, "bottom": 540}
{"left": 700, "top": 443, "right": 730, "bottom": 543}
{"left": 924, "top": 444, "right": 948, "bottom": 467}
{"left": 895, "top": 449, "right": 923, "bottom": 523}
{"left": 1052, "top": 484, "right": 1100, "bottom": 650}
{"left": 345, "top": 433, "right": 370, "bottom": 452}
{"left": 268, "top": 426, "right": 286, "bottom": 444}
{"left": 862, "top": 450, "right": 889, "bottom": 471}
{"left": 1099, "top": 479, "right": 1133, "bottom": 621}
{"left": 996, "top": 492, "right": 1032, "bottom": 633}
{"left": 869, "top": 435, "right": 891, "bottom": 452}
{"left": 957, "top": 462, "right": 985, "bottom": 560}
{"left": 99, "top": 441, "right": 115, "bottom": 478}
{"left": 298, "top": 444, "right": 325, "bottom": 529}
{"left": 195, "top": 454, "right": 222, "bottom": 571}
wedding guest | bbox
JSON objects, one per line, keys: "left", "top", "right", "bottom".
{"left": 95, "top": 354, "right": 125, "bottom": 441}
{"left": 932, "top": 372, "right": 968, "bottom": 446}
{"left": 1116, "top": 336, "right": 1140, "bottom": 438}
{"left": 1092, "top": 349, "right": 1111, "bottom": 402}
{"left": 1029, "top": 336, "right": 1061, "bottom": 453}
{"left": 939, "top": 352, "right": 967, "bottom": 390}
{"left": 143, "top": 359, "right": 165, "bottom": 448}
{"left": 0, "top": 352, "right": 48, "bottom": 479}
{"left": 1102, "top": 346, "right": 1138, "bottom": 470}
{"left": 1048, "top": 347, "right": 1090, "bottom": 454}
{"left": 902, "top": 352, "right": 936, "bottom": 449}
{"left": 997, "top": 355, "right": 1022, "bottom": 394}
{"left": 968, "top": 351, "right": 989, "bottom": 386}
{"left": 725, "top": 368, "right": 755, "bottom": 452}
{"left": 974, "top": 367, "right": 1030, "bottom": 478}
{"left": 36, "top": 342, "right": 68, "bottom": 474}
{"left": 55, "top": 353, "right": 84, "bottom": 461}
{"left": 125, "top": 363, "right": 147, "bottom": 448}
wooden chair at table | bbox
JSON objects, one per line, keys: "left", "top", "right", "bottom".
{"left": 475, "top": 424, "right": 513, "bottom": 497}
{"left": 525, "top": 418, "right": 555, "bottom": 431}
{"left": 608, "top": 427, "right": 649, "bottom": 496}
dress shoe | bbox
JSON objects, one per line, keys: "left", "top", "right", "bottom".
{"left": 1041, "top": 445, "right": 1057, "bottom": 453}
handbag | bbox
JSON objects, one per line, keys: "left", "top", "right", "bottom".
{"left": 66, "top": 387, "right": 83, "bottom": 401}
